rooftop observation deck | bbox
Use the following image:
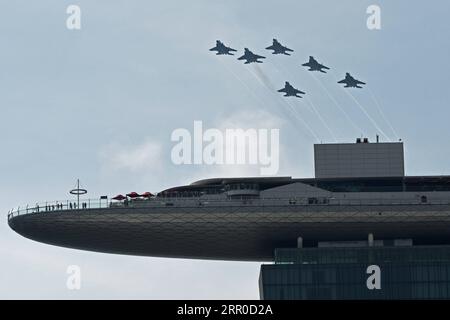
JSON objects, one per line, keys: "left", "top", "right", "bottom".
{"left": 8, "top": 139, "right": 450, "bottom": 260}
{"left": 8, "top": 195, "right": 450, "bottom": 261}
{"left": 7, "top": 194, "right": 450, "bottom": 222}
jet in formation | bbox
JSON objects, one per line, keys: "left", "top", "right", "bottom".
{"left": 209, "top": 40, "right": 237, "bottom": 55}
{"left": 337, "top": 73, "right": 366, "bottom": 88}
{"left": 278, "top": 82, "right": 305, "bottom": 98}
{"left": 302, "top": 56, "right": 330, "bottom": 73}
{"left": 209, "top": 40, "right": 369, "bottom": 91}
{"left": 265, "top": 39, "right": 294, "bottom": 55}
{"left": 237, "top": 48, "right": 266, "bottom": 64}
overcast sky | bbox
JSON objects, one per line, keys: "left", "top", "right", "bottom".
{"left": 1, "top": 0, "right": 450, "bottom": 299}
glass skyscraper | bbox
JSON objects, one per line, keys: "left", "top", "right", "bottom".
{"left": 260, "top": 246, "right": 450, "bottom": 299}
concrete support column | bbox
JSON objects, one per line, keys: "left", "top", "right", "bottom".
{"left": 297, "top": 236, "right": 303, "bottom": 248}
{"left": 368, "top": 233, "right": 374, "bottom": 247}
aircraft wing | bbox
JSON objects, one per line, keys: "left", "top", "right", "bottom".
{"left": 337, "top": 79, "right": 347, "bottom": 84}
{"left": 209, "top": 46, "right": 218, "bottom": 51}
{"left": 278, "top": 88, "right": 287, "bottom": 93}
{"left": 237, "top": 55, "right": 246, "bottom": 60}
{"left": 356, "top": 80, "right": 366, "bottom": 85}
{"left": 226, "top": 46, "right": 237, "bottom": 52}
{"left": 254, "top": 54, "right": 266, "bottom": 59}
{"left": 296, "top": 89, "right": 306, "bottom": 94}
{"left": 265, "top": 45, "right": 275, "bottom": 50}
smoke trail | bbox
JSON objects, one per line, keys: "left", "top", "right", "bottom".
{"left": 250, "top": 64, "right": 320, "bottom": 140}
{"left": 368, "top": 88, "right": 400, "bottom": 141}
{"left": 344, "top": 89, "right": 391, "bottom": 141}
{"left": 309, "top": 71, "right": 366, "bottom": 135}
{"left": 282, "top": 98, "right": 321, "bottom": 142}
{"left": 245, "top": 65, "right": 320, "bottom": 141}
{"left": 330, "top": 71, "right": 391, "bottom": 141}
{"left": 267, "top": 59, "right": 294, "bottom": 81}
{"left": 217, "top": 58, "right": 272, "bottom": 110}
{"left": 273, "top": 58, "right": 365, "bottom": 138}
{"left": 304, "top": 96, "right": 338, "bottom": 142}
{"left": 268, "top": 60, "right": 338, "bottom": 141}
{"left": 218, "top": 58, "right": 309, "bottom": 138}
{"left": 252, "top": 64, "right": 277, "bottom": 91}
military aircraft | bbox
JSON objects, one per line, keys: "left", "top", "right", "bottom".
{"left": 302, "top": 56, "right": 330, "bottom": 73}
{"left": 265, "top": 39, "right": 294, "bottom": 55}
{"left": 337, "top": 73, "right": 366, "bottom": 88}
{"left": 209, "top": 40, "right": 237, "bottom": 55}
{"left": 278, "top": 82, "right": 306, "bottom": 98}
{"left": 237, "top": 48, "right": 266, "bottom": 64}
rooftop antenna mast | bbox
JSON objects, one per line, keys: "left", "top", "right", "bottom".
{"left": 70, "top": 179, "right": 87, "bottom": 209}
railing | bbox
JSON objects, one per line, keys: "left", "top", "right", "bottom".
{"left": 7, "top": 196, "right": 450, "bottom": 221}
{"left": 7, "top": 198, "right": 110, "bottom": 220}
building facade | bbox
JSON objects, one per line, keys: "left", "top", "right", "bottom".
{"left": 260, "top": 246, "right": 450, "bottom": 299}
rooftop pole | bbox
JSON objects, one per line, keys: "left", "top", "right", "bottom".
{"left": 77, "top": 179, "right": 80, "bottom": 209}
{"left": 70, "top": 179, "right": 87, "bottom": 210}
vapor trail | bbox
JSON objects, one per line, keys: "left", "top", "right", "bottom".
{"left": 252, "top": 64, "right": 277, "bottom": 91}
{"left": 245, "top": 65, "right": 320, "bottom": 141}
{"left": 218, "top": 58, "right": 306, "bottom": 137}
{"left": 268, "top": 60, "right": 338, "bottom": 141}
{"left": 330, "top": 71, "right": 391, "bottom": 141}
{"left": 304, "top": 96, "right": 338, "bottom": 142}
{"left": 217, "top": 58, "right": 271, "bottom": 110}
{"left": 368, "top": 87, "right": 400, "bottom": 141}
{"left": 309, "top": 71, "right": 365, "bottom": 135}
{"left": 343, "top": 89, "right": 391, "bottom": 142}
{"left": 272, "top": 58, "right": 365, "bottom": 138}
{"left": 282, "top": 98, "right": 321, "bottom": 142}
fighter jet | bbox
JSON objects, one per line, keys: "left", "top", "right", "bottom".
{"left": 278, "top": 82, "right": 306, "bottom": 98}
{"left": 302, "top": 56, "right": 330, "bottom": 73}
{"left": 337, "top": 73, "right": 366, "bottom": 88}
{"left": 237, "top": 48, "right": 266, "bottom": 64}
{"left": 209, "top": 40, "right": 237, "bottom": 55}
{"left": 265, "top": 39, "right": 294, "bottom": 55}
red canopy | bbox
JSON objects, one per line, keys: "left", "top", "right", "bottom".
{"left": 112, "top": 194, "right": 126, "bottom": 201}
{"left": 126, "top": 192, "right": 140, "bottom": 198}
{"left": 141, "top": 192, "right": 154, "bottom": 198}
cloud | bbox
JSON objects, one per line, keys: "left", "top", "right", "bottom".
{"left": 215, "top": 108, "right": 285, "bottom": 130}
{"left": 189, "top": 109, "right": 286, "bottom": 177}
{"left": 99, "top": 140, "right": 163, "bottom": 173}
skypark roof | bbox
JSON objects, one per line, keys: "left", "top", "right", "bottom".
{"left": 190, "top": 176, "right": 293, "bottom": 186}
{"left": 159, "top": 175, "right": 450, "bottom": 195}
